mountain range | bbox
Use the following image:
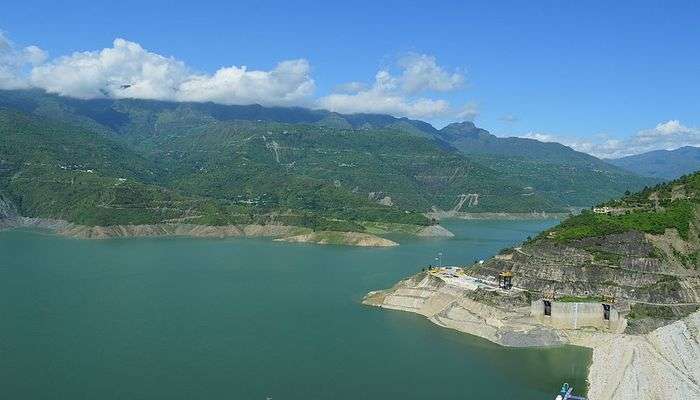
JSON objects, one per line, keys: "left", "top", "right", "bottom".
{"left": 0, "top": 89, "right": 658, "bottom": 231}
{"left": 608, "top": 146, "right": 700, "bottom": 180}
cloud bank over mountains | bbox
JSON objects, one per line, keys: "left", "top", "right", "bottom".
{"left": 0, "top": 32, "right": 47, "bottom": 89}
{"left": 318, "top": 53, "right": 472, "bottom": 119}
{"left": 28, "top": 38, "right": 316, "bottom": 108}
{"left": 0, "top": 32, "right": 470, "bottom": 119}
{"left": 1, "top": 30, "right": 696, "bottom": 157}
{"left": 522, "top": 120, "right": 700, "bottom": 158}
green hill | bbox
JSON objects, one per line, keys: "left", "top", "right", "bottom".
{"left": 0, "top": 89, "right": 658, "bottom": 231}
{"left": 470, "top": 171, "right": 700, "bottom": 332}
{"left": 435, "top": 121, "right": 658, "bottom": 207}
{"left": 549, "top": 172, "right": 700, "bottom": 243}
{"left": 0, "top": 105, "right": 546, "bottom": 232}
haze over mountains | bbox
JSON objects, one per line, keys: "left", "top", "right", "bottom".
{"left": 608, "top": 146, "right": 700, "bottom": 180}
{"left": 0, "top": 89, "right": 658, "bottom": 231}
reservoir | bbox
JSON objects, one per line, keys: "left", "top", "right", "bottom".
{"left": 0, "top": 220, "right": 590, "bottom": 399}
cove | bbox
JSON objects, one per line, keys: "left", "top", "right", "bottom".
{"left": 0, "top": 219, "right": 590, "bottom": 399}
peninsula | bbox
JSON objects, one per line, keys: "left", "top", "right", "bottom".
{"left": 365, "top": 172, "right": 700, "bottom": 399}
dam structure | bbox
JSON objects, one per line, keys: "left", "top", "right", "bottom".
{"left": 425, "top": 265, "right": 627, "bottom": 333}
{"left": 531, "top": 299, "right": 624, "bottom": 332}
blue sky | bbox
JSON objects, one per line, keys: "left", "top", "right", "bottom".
{"left": 1, "top": 0, "right": 699, "bottom": 157}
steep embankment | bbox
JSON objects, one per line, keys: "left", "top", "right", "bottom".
{"left": 584, "top": 311, "right": 700, "bottom": 400}
{"left": 364, "top": 271, "right": 700, "bottom": 400}
{"left": 470, "top": 230, "right": 700, "bottom": 307}
{"left": 364, "top": 272, "right": 568, "bottom": 347}
{"left": 468, "top": 173, "right": 700, "bottom": 332}
{"left": 366, "top": 173, "right": 700, "bottom": 399}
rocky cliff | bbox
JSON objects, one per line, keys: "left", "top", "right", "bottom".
{"left": 364, "top": 270, "right": 700, "bottom": 400}
{"left": 0, "top": 192, "right": 18, "bottom": 220}
{"left": 469, "top": 229, "right": 700, "bottom": 306}
{"left": 584, "top": 311, "right": 700, "bottom": 400}
{"left": 366, "top": 173, "right": 700, "bottom": 399}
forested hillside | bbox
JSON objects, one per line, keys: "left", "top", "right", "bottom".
{"left": 0, "top": 89, "right": 657, "bottom": 231}
{"left": 435, "top": 121, "right": 658, "bottom": 207}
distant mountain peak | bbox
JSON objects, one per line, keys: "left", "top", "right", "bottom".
{"left": 608, "top": 146, "right": 700, "bottom": 180}
{"left": 439, "top": 121, "right": 493, "bottom": 141}
{"left": 446, "top": 120, "right": 476, "bottom": 128}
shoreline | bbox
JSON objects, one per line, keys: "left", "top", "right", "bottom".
{"left": 0, "top": 217, "right": 446, "bottom": 247}
{"left": 426, "top": 211, "right": 570, "bottom": 220}
{"left": 363, "top": 272, "right": 700, "bottom": 400}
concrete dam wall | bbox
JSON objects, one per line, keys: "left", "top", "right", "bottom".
{"left": 530, "top": 300, "right": 625, "bottom": 332}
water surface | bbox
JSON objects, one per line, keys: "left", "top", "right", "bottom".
{"left": 0, "top": 219, "right": 590, "bottom": 399}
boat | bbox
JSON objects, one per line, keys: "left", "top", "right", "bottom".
{"left": 554, "top": 383, "right": 586, "bottom": 400}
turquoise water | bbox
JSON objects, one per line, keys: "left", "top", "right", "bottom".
{"left": 0, "top": 220, "right": 590, "bottom": 399}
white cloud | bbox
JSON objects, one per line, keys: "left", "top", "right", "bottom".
{"left": 29, "top": 38, "right": 314, "bottom": 107}
{"left": 519, "top": 120, "right": 700, "bottom": 158}
{"left": 30, "top": 39, "right": 187, "bottom": 100}
{"left": 2, "top": 31, "right": 475, "bottom": 120}
{"left": 625, "top": 120, "right": 700, "bottom": 154}
{"left": 456, "top": 102, "right": 479, "bottom": 121}
{"left": 318, "top": 53, "right": 467, "bottom": 119}
{"left": 0, "top": 32, "right": 47, "bottom": 89}
{"left": 177, "top": 59, "right": 315, "bottom": 106}
{"left": 396, "top": 53, "right": 464, "bottom": 94}
{"left": 319, "top": 76, "right": 451, "bottom": 118}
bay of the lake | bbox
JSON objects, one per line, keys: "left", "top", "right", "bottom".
{"left": 0, "top": 219, "right": 590, "bottom": 399}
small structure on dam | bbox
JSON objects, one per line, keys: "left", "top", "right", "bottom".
{"left": 530, "top": 298, "right": 624, "bottom": 332}
{"left": 497, "top": 270, "right": 513, "bottom": 290}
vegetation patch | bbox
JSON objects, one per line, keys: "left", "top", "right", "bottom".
{"left": 586, "top": 248, "right": 624, "bottom": 264}
{"left": 550, "top": 201, "right": 695, "bottom": 242}
{"left": 360, "top": 221, "right": 424, "bottom": 235}
{"left": 635, "top": 275, "right": 683, "bottom": 300}
{"left": 543, "top": 172, "right": 699, "bottom": 243}
{"left": 627, "top": 303, "right": 700, "bottom": 320}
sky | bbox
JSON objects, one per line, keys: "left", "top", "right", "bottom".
{"left": 1, "top": 0, "right": 699, "bottom": 158}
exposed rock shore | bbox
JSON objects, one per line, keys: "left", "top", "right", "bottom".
{"left": 426, "top": 211, "right": 570, "bottom": 220}
{"left": 581, "top": 313, "right": 700, "bottom": 400}
{"left": 0, "top": 217, "right": 401, "bottom": 247}
{"left": 0, "top": 216, "right": 72, "bottom": 231}
{"left": 364, "top": 272, "right": 700, "bottom": 400}
{"left": 57, "top": 222, "right": 305, "bottom": 239}
{"left": 415, "top": 225, "right": 455, "bottom": 237}
{"left": 363, "top": 272, "right": 569, "bottom": 347}
{"left": 275, "top": 231, "right": 398, "bottom": 247}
